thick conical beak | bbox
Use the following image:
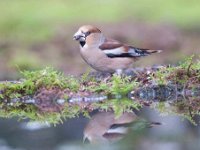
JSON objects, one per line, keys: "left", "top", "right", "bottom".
{"left": 73, "top": 31, "right": 85, "bottom": 41}
{"left": 73, "top": 35, "right": 81, "bottom": 40}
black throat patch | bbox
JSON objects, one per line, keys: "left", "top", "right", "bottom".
{"left": 80, "top": 41, "right": 86, "bottom": 47}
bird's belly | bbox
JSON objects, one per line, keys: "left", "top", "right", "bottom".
{"left": 80, "top": 49, "right": 134, "bottom": 72}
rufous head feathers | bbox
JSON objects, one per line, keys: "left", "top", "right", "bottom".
{"left": 73, "top": 25, "right": 102, "bottom": 47}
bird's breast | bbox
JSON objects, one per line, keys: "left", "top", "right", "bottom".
{"left": 80, "top": 47, "right": 111, "bottom": 71}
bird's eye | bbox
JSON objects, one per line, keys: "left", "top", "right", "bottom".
{"left": 85, "top": 31, "right": 91, "bottom": 36}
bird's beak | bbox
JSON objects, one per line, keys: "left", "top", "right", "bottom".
{"left": 73, "top": 31, "right": 85, "bottom": 41}
{"left": 73, "top": 35, "right": 81, "bottom": 40}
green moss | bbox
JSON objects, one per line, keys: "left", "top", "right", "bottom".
{"left": 0, "top": 56, "right": 199, "bottom": 124}
{"left": 0, "top": 67, "right": 82, "bottom": 124}
{"left": 153, "top": 101, "right": 197, "bottom": 125}
{"left": 151, "top": 55, "right": 200, "bottom": 85}
{"left": 110, "top": 75, "right": 139, "bottom": 96}
{"left": 0, "top": 67, "right": 80, "bottom": 100}
{"left": 0, "top": 104, "right": 81, "bottom": 125}
{"left": 139, "top": 55, "right": 200, "bottom": 124}
{"left": 85, "top": 74, "right": 139, "bottom": 96}
{"left": 21, "top": 67, "right": 80, "bottom": 90}
{"left": 0, "top": 67, "right": 141, "bottom": 124}
{"left": 91, "top": 98, "right": 141, "bottom": 118}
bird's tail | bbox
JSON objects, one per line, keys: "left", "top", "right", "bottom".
{"left": 145, "top": 49, "right": 162, "bottom": 54}
{"left": 130, "top": 47, "right": 162, "bottom": 57}
{"left": 149, "top": 121, "right": 162, "bottom": 127}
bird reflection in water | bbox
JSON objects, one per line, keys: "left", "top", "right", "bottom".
{"left": 83, "top": 111, "right": 161, "bottom": 144}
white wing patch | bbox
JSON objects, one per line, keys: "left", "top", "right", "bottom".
{"left": 103, "top": 47, "right": 125, "bottom": 55}
{"left": 106, "top": 127, "right": 128, "bottom": 134}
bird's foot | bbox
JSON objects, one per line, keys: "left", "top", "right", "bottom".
{"left": 115, "top": 69, "right": 123, "bottom": 76}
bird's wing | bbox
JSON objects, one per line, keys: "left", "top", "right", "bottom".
{"left": 99, "top": 38, "right": 162, "bottom": 58}
{"left": 99, "top": 38, "right": 124, "bottom": 50}
{"left": 102, "top": 122, "right": 131, "bottom": 142}
{"left": 102, "top": 132, "right": 125, "bottom": 142}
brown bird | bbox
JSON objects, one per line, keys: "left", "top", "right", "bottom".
{"left": 83, "top": 111, "right": 137, "bottom": 144}
{"left": 83, "top": 111, "right": 161, "bottom": 144}
{"left": 73, "top": 25, "right": 162, "bottom": 74}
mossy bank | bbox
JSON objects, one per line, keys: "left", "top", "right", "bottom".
{"left": 0, "top": 56, "right": 199, "bottom": 125}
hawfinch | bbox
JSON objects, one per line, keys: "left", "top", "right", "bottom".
{"left": 83, "top": 111, "right": 137, "bottom": 144}
{"left": 83, "top": 111, "right": 161, "bottom": 144}
{"left": 73, "top": 25, "right": 162, "bottom": 73}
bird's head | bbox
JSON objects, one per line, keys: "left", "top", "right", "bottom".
{"left": 73, "top": 25, "right": 102, "bottom": 47}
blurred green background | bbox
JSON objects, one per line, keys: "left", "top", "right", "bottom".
{"left": 0, "top": 0, "right": 200, "bottom": 80}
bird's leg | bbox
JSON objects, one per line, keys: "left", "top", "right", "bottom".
{"left": 115, "top": 69, "right": 123, "bottom": 76}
